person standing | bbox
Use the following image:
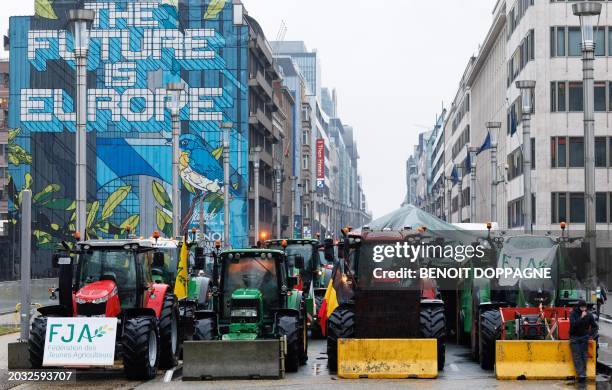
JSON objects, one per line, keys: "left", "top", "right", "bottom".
{"left": 570, "top": 299, "right": 598, "bottom": 383}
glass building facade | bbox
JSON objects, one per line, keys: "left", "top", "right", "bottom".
{"left": 8, "top": 0, "right": 249, "bottom": 278}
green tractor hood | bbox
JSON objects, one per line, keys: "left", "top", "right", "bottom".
{"left": 223, "top": 288, "right": 264, "bottom": 341}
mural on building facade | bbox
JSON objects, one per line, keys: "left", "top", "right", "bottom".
{"left": 9, "top": 0, "right": 249, "bottom": 276}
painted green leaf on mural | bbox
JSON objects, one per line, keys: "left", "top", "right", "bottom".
{"left": 9, "top": 143, "right": 32, "bottom": 166}
{"left": 35, "top": 0, "right": 58, "bottom": 20}
{"left": 101, "top": 185, "right": 131, "bottom": 220}
{"left": 24, "top": 173, "right": 33, "bottom": 190}
{"left": 212, "top": 146, "right": 223, "bottom": 160}
{"left": 208, "top": 197, "right": 224, "bottom": 214}
{"left": 152, "top": 180, "right": 172, "bottom": 210}
{"left": 33, "top": 184, "right": 60, "bottom": 205}
{"left": 42, "top": 198, "right": 73, "bottom": 210}
{"left": 204, "top": 0, "right": 226, "bottom": 19}
{"left": 120, "top": 215, "right": 140, "bottom": 231}
{"left": 183, "top": 179, "right": 196, "bottom": 194}
{"left": 34, "top": 230, "right": 52, "bottom": 245}
{"left": 156, "top": 207, "right": 173, "bottom": 234}
{"left": 203, "top": 192, "right": 223, "bottom": 203}
{"left": 8, "top": 128, "right": 20, "bottom": 142}
{"left": 87, "top": 201, "right": 99, "bottom": 229}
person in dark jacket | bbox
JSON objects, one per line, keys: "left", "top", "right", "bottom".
{"left": 570, "top": 299, "right": 598, "bottom": 383}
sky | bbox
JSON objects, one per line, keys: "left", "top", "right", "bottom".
{"left": 0, "top": 0, "right": 496, "bottom": 219}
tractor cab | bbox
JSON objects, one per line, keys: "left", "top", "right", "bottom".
{"left": 218, "top": 249, "right": 299, "bottom": 339}
{"left": 266, "top": 239, "right": 321, "bottom": 291}
{"left": 73, "top": 240, "right": 159, "bottom": 317}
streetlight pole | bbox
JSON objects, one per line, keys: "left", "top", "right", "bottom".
{"left": 290, "top": 176, "right": 297, "bottom": 239}
{"left": 457, "top": 166, "right": 463, "bottom": 223}
{"left": 69, "top": 9, "right": 94, "bottom": 238}
{"left": 221, "top": 122, "right": 233, "bottom": 247}
{"left": 445, "top": 177, "right": 453, "bottom": 223}
{"left": 468, "top": 146, "right": 478, "bottom": 223}
{"left": 516, "top": 80, "right": 536, "bottom": 234}
{"left": 167, "top": 82, "right": 185, "bottom": 238}
{"left": 574, "top": 1, "right": 602, "bottom": 280}
{"left": 250, "top": 147, "right": 262, "bottom": 244}
{"left": 486, "top": 122, "right": 502, "bottom": 223}
{"left": 274, "top": 164, "right": 282, "bottom": 239}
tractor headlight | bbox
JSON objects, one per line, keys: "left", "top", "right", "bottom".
{"left": 231, "top": 308, "right": 258, "bottom": 318}
{"left": 91, "top": 295, "right": 109, "bottom": 304}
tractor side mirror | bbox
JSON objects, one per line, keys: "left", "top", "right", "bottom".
{"left": 153, "top": 252, "right": 165, "bottom": 268}
{"left": 324, "top": 244, "right": 335, "bottom": 262}
{"left": 194, "top": 247, "right": 206, "bottom": 271}
{"left": 294, "top": 255, "right": 304, "bottom": 269}
{"left": 287, "top": 276, "right": 298, "bottom": 288}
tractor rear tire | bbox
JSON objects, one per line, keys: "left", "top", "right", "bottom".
{"left": 28, "top": 316, "right": 47, "bottom": 369}
{"left": 158, "top": 292, "right": 179, "bottom": 369}
{"left": 310, "top": 295, "right": 324, "bottom": 339}
{"left": 326, "top": 307, "right": 355, "bottom": 373}
{"left": 277, "top": 314, "right": 301, "bottom": 372}
{"left": 193, "top": 317, "right": 217, "bottom": 340}
{"left": 479, "top": 309, "right": 501, "bottom": 370}
{"left": 123, "top": 316, "right": 159, "bottom": 380}
{"left": 420, "top": 305, "right": 446, "bottom": 371}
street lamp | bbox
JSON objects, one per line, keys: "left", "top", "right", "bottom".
{"left": 166, "top": 82, "right": 185, "bottom": 238}
{"left": 457, "top": 166, "right": 463, "bottom": 223}
{"left": 250, "top": 147, "right": 262, "bottom": 245}
{"left": 573, "top": 1, "right": 602, "bottom": 280}
{"left": 69, "top": 9, "right": 94, "bottom": 238}
{"left": 220, "top": 122, "right": 233, "bottom": 247}
{"left": 516, "top": 80, "right": 535, "bottom": 234}
{"left": 486, "top": 121, "right": 502, "bottom": 223}
{"left": 467, "top": 145, "right": 479, "bottom": 222}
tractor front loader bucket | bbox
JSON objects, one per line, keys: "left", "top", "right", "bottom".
{"left": 495, "top": 340, "right": 596, "bottom": 380}
{"left": 182, "top": 338, "right": 287, "bottom": 380}
{"left": 337, "top": 338, "right": 438, "bottom": 379}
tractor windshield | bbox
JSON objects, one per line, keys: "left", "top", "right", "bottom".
{"left": 283, "top": 244, "right": 315, "bottom": 270}
{"left": 78, "top": 249, "right": 138, "bottom": 308}
{"left": 222, "top": 255, "right": 279, "bottom": 318}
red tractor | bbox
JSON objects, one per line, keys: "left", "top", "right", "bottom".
{"left": 29, "top": 239, "right": 180, "bottom": 379}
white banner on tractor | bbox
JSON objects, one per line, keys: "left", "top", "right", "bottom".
{"left": 497, "top": 242, "right": 557, "bottom": 287}
{"left": 43, "top": 318, "right": 117, "bottom": 366}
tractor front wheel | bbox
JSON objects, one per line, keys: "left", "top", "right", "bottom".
{"left": 193, "top": 317, "right": 217, "bottom": 340}
{"left": 122, "top": 316, "right": 159, "bottom": 380}
{"left": 326, "top": 307, "right": 355, "bottom": 373}
{"left": 479, "top": 309, "right": 501, "bottom": 370}
{"left": 28, "top": 316, "right": 48, "bottom": 369}
{"left": 277, "top": 314, "right": 301, "bottom": 372}
{"left": 420, "top": 305, "right": 446, "bottom": 371}
{"left": 158, "top": 292, "right": 179, "bottom": 369}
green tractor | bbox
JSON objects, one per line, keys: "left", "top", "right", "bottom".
{"left": 457, "top": 225, "right": 601, "bottom": 370}
{"left": 182, "top": 248, "right": 308, "bottom": 379}
{"left": 265, "top": 238, "right": 329, "bottom": 337}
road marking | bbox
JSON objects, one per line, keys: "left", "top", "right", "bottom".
{"left": 163, "top": 369, "right": 174, "bottom": 382}
{"left": 450, "top": 364, "right": 459, "bottom": 372}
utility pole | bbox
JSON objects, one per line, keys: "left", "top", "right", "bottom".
{"left": 274, "top": 164, "right": 282, "bottom": 239}
{"left": 167, "top": 82, "right": 185, "bottom": 238}
{"left": 19, "top": 190, "right": 31, "bottom": 341}
{"left": 250, "top": 147, "right": 262, "bottom": 244}
{"left": 516, "top": 80, "right": 535, "bottom": 234}
{"left": 457, "top": 166, "right": 463, "bottom": 223}
{"left": 221, "top": 122, "right": 233, "bottom": 247}
{"left": 486, "top": 122, "right": 502, "bottom": 223}
{"left": 446, "top": 177, "right": 453, "bottom": 223}
{"left": 290, "top": 176, "right": 297, "bottom": 239}
{"left": 69, "top": 9, "right": 94, "bottom": 238}
{"left": 468, "top": 146, "right": 478, "bottom": 223}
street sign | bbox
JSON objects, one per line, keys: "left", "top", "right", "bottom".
{"left": 316, "top": 139, "right": 325, "bottom": 188}
{"left": 43, "top": 318, "right": 117, "bottom": 366}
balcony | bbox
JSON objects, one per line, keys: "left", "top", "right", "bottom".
{"left": 249, "top": 34, "right": 274, "bottom": 67}
{"left": 249, "top": 108, "right": 273, "bottom": 133}
{"left": 249, "top": 70, "right": 273, "bottom": 100}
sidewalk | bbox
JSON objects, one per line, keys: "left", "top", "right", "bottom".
{"left": 598, "top": 319, "right": 612, "bottom": 374}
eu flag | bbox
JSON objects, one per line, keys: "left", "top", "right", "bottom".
{"left": 478, "top": 132, "right": 492, "bottom": 155}
{"left": 451, "top": 165, "right": 459, "bottom": 184}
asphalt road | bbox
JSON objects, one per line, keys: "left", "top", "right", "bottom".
{"left": 6, "top": 340, "right": 610, "bottom": 390}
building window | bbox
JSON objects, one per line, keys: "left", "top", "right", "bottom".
{"left": 597, "top": 192, "right": 607, "bottom": 223}
{"left": 596, "top": 28, "right": 606, "bottom": 56}
{"left": 569, "top": 137, "right": 584, "bottom": 168}
{"left": 570, "top": 192, "right": 585, "bottom": 223}
{"left": 568, "top": 27, "right": 582, "bottom": 56}
{"left": 568, "top": 82, "right": 583, "bottom": 111}
{"left": 596, "top": 137, "right": 607, "bottom": 167}
{"left": 551, "top": 136, "right": 568, "bottom": 168}
{"left": 596, "top": 81, "right": 607, "bottom": 111}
